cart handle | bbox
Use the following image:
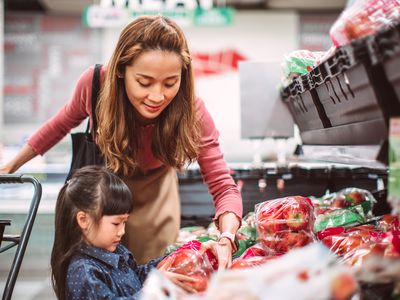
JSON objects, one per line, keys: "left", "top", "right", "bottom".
{"left": 0, "top": 174, "right": 42, "bottom": 300}
{"left": 0, "top": 174, "right": 32, "bottom": 184}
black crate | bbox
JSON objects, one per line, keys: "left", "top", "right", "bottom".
{"left": 369, "top": 23, "right": 400, "bottom": 109}
{"left": 315, "top": 42, "right": 386, "bottom": 127}
{"left": 281, "top": 76, "right": 325, "bottom": 132}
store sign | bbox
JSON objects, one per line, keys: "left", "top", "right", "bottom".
{"left": 82, "top": 0, "right": 234, "bottom": 28}
{"left": 192, "top": 49, "right": 246, "bottom": 77}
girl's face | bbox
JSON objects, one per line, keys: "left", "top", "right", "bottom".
{"left": 84, "top": 213, "right": 129, "bottom": 252}
{"left": 124, "top": 49, "right": 182, "bottom": 125}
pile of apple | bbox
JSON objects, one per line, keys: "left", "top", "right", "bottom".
{"left": 318, "top": 215, "right": 400, "bottom": 266}
{"left": 255, "top": 196, "right": 315, "bottom": 254}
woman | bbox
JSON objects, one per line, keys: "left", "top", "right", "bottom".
{"left": 0, "top": 15, "right": 242, "bottom": 267}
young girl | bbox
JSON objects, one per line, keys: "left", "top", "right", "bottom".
{"left": 51, "top": 165, "right": 197, "bottom": 300}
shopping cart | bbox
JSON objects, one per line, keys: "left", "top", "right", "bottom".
{"left": 0, "top": 174, "right": 42, "bottom": 300}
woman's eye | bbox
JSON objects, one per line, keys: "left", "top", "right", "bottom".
{"left": 165, "top": 82, "right": 177, "bottom": 88}
{"left": 112, "top": 223, "right": 120, "bottom": 226}
{"left": 138, "top": 81, "right": 151, "bottom": 87}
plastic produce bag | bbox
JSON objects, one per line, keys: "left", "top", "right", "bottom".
{"left": 205, "top": 243, "right": 358, "bottom": 300}
{"left": 230, "top": 243, "right": 277, "bottom": 270}
{"left": 313, "top": 188, "right": 377, "bottom": 233}
{"left": 141, "top": 269, "right": 186, "bottom": 300}
{"left": 281, "top": 50, "right": 326, "bottom": 87}
{"left": 255, "top": 196, "right": 315, "bottom": 254}
{"left": 157, "top": 240, "right": 217, "bottom": 292}
{"left": 330, "top": 0, "right": 400, "bottom": 46}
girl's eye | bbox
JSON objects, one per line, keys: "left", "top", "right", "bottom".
{"left": 112, "top": 223, "right": 120, "bottom": 226}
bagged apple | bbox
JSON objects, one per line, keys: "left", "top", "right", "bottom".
{"left": 230, "top": 243, "right": 278, "bottom": 270}
{"left": 206, "top": 243, "right": 359, "bottom": 300}
{"left": 313, "top": 188, "right": 377, "bottom": 233}
{"left": 255, "top": 196, "right": 315, "bottom": 254}
{"left": 157, "top": 240, "right": 217, "bottom": 292}
{"left": 231, "top": 256, "right": 277, "bottom": 270}
{"left": 329, "top": 0, "right": 400, "bottom": 46}
{"left": 233, "top": 214, "right": 257, "bottom": 258}
{"left": 318, "top": 225, "right": 378, "bottom": 257}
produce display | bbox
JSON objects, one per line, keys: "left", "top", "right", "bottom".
{"left": 142, "top": 186, "right": 400, "bottom": 299}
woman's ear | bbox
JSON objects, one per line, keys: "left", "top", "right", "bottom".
{"left": 76, "top": 211, "right": 90, "bottom": 231}
{"left": 116, "top": 68, "right": 124, "bottom": 79}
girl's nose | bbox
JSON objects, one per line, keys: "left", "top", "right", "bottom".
{"left": 118, "top": 225, "right": 125, "bottom": 237}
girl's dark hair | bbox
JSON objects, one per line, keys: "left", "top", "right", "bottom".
{"left": 50, "top": 165, "right": 133, "bottom": 300}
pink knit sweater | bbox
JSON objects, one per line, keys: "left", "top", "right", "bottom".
{"left": 28, "top": 65, "right": 243, "bottom": 221}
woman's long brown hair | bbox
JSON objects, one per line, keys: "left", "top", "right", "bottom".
{"left": 97, "top": 15, "right": 200, "bottom": 176}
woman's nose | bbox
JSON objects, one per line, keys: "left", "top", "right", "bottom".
{"left": 148, "top": 86, "right": 165, "bottom": 102}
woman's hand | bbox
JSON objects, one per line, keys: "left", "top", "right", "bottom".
{"left": 200, "top": 239, "right": 233, "bottom": 271}
{"left": 0, "top": 163, "right": 14, "bottom": 174}
{"left": 0, "top": 144, "right": 38, "bottom": 174}
{"left": 215, "top": 239, "right": 233, "bottom": 270}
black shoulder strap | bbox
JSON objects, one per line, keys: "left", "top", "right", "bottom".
{"left": 87, "top": 63, "right": 102, "bottom": 136}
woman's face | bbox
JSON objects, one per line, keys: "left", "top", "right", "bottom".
{"left": 124, "top": 50, "right": 183, "bottom": 125}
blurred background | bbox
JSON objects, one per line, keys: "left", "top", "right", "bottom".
{"left": 0, "top": 0, "right": 348, "bottom": 299}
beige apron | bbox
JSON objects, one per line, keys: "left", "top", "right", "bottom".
{"left": 121, "top": 166, "right": 180, "bottom": 264}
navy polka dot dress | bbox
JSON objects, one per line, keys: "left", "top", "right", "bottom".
{"left": 66, "top": 244, "right": 163, "bottom": 299}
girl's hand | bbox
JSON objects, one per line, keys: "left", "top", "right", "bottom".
{"left": 160, "top": 271, "right": 197, "bottom": 293}
{"left": 158, "top": 256, "right": 197, "bottom": 293}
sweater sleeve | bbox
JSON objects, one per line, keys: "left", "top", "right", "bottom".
{"left": 195, "top": 98, "right": 243, "bottom": 223}
{"left": 27, "top": 66, "right": 96, "bottom": 155}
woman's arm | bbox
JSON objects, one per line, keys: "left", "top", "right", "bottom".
{"left": 0, "top": 66, "right": 97, "bottom": 174}
{"left": 195, "top": 98, "right": 243, "bottom": 227}
{"left": 195, "top": 98, "right": 242, "bottom": 269}
{"left": 0, "top": 144, "right": 37, "bottom": 173}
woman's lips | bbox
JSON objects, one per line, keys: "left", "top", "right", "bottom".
{"left": 144, "top": 103, "right": 162, "bottom": 112}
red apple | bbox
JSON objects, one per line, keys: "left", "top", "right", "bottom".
{"left": 158, "top": 249, "right": 202, "bottom": 275}
{"left": 345, "top": 191, "right": 365, "bottom": 205}
{"left": 241, "top": 245, "right": 267, "bottom": 259}
{"left": 285, "top": 210, "right": 308, "bottom": 230}
{"left": 230, "top": 256, "right": 275, "bottom": 269}
{"left": 283, "top": 197, "right": 312, "bottom": 230}
{"left": 331, "top": 197, "right": 349, "bottom": 209}
{"left": 258, "top": 218, "right": 287, "bottom": 234}
{"left": 331, "top": 272, "right": 358, "bottom": 300}
{"left": 188, "top": 273, "right": 208, "bottom": 292}
{"left": 284, "top": 231, "right": 313, "bottom": 249}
